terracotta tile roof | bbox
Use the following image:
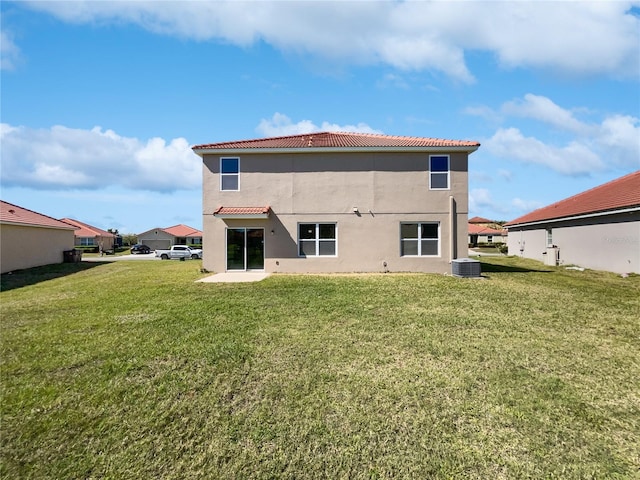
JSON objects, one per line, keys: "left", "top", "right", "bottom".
{"left": 469, "top": 216, "right": 494, "bottom": 224}
{"left": 60, "top": 218, "right": 115, "bottom": 238}
{"left": 0, "top": 200, "right": 76, "bottom": 230}
{"left": 468, "top": 223, "right": 506, "bottom": 235}
{"left": 162, "top": 224, "right": 203, "bottom": 238}
{"left": 506, "top": 170, "right": 640, "bottom": 226}
{"left": 193, "top": 132, "right": 480, "bottom": 151}
{"left": 213, "top": 206, "right": 271, "bottom": 216}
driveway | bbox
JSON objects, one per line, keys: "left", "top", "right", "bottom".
{"left": 83, "top": 252, "right": 161, "bottom": 262}
{"left": 468, "top": 249, "right": 505, "bottom": 257}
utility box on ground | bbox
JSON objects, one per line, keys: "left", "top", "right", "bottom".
{"left": 452, "top": 258, "right": 481, "bottom": 278}
{"left": 63, "top": 249, "right": 82, "bottom": 263}
{"left": 544, "top": 247, "right": 559, "bottom": 266}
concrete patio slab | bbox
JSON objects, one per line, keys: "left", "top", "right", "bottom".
{"left": 196, "top": 272, "right": 270, "bottom": 283}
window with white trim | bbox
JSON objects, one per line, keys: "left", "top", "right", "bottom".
{"left": 79, "top": 237, "right": 95, "bottom": 246}
{"left": 546, "top": 228, "right": 553, "bottom": 246}
{"left": 429, "top": 155, "right": 449, "bottom": 190}
{"left": 220, "top": 157, "right": 239, "bottom": 191}
{"left": 298, "top": 223, "right": 337, "bottom": 257}
{"left": 400, "top": 222, "right": 440, "bottom": 256}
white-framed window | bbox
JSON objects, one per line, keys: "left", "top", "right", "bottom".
{"left": 429, "top": 155, "right": 449, "bottom": 190}
{"left": 546, "top": 228, "right": 553, "bottom": 246}
{"left": 79, "top": 237, "right": 95, "bottom": 246}
{"left": 400, "top": 222, "right": 440, "bottom": 256}
{"left": 220, "top": 157, "right": 240, "bottom": 191}
{"left": 298, "top": 223, "right": 337, "bottom": 257}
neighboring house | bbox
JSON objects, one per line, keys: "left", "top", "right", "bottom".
{"left": 469, "top": 216, "right": 494, "bottom": 225}
{"left": 60, "top": 218, "right": 115, "bottom": 252}
{"left": 505, "top": 170, "right": 640, "bottom": 274}
{"left": 0, "top": 200, "right": 76, "bottom": 274}
{"left": 468, "top": 223, "right": 507, "bottom": 247}
{"left": 137, "top": 224, "right": 203, "bottom": 251}
{"left": 192, "top": 131, "right": 480, "bottom": 273}
{"left": 162, "top": 224, "right": 203, "bottom": 246}
{"left": 468, "top": 216, "right": 507, "bottom": 246}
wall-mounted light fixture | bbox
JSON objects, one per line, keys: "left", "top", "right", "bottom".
{"left": 353, "top": 207, "right": 359, "bottom": 214}
{"left": 270, "top": 229, "right": 275, "bottom": 235}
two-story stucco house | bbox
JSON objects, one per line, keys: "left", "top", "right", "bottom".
{"left": 192, "top": 132, "right": 480, "bottom": 274}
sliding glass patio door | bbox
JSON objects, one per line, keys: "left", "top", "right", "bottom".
{"left": 226, "top": 228, "right": 264, "bottom": 271}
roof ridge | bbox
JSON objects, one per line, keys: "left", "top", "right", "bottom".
{"left": 60, "top": 217, "right": 114, "bottom": 236}
{"left": 192, "top": 131, "right": 480, "bottom": 150}
{"left": 162, "top": 224, "right": 202, "bottom": 235}
{"left": 2, "top": 200, "right": 69, "bottom": 226}
{"left": 542, "top": 170, "right": 638, "bottom": 209}
{"left": 507, "top": 170, "right": 640, "bottom": 226}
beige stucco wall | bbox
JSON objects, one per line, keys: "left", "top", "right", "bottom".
{"left": 507, "top": 211, "right": 639, "bottom": 274}
{"left": 137, "top": 229, "right": 174, "bottom": 251}
{"left": 1, "top": 224, "right": 75, "bottom": 274}
{"left": 74, "top": 235, "right": 115, "bottom": 250}
{"left": 202, "top": 151, "right": 470, "bottom": 273}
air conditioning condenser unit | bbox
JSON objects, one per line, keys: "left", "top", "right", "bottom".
{"left": 452, "top": 258, "right": 481, "bottom": 278}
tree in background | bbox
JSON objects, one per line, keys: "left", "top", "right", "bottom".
{"left": 121, "top": 234, "right": 138, "bottom": 246}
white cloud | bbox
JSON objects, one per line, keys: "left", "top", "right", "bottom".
{"left": 1, "top": 30, "right": 22, "bottom": 71}
{"left": 597, "top": 114, "right": 640, "bottom": 168}
{"left": 512, "top": 198, "right": 544, "bottom": 213}
{"left": 485, "top": 127, "right": 605, "bottom": 176}
{"left": 464, "top": 105, "right": 502, "bottom": 124}
{"left": 0, "top": 123, "right": 200, "bottom": 192}
{"left": 483, "top": 94, "right": 640, "bottom": 175}
{"left": 377, "top": 73, "right": 410, "bottom": 90}
{"left": 18, "top": 1, "right": 640, "bottom": 81}
{"left": 502, "top": 94, "right": 590, "bottom": 135}
{"left": 256, "top": 113, "right": 382, "bottom": 137}
{"left": 469, "top": 188, "right": 507, "bottom": 215}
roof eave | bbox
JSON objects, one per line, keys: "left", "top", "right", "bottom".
{"left": 213, "top": 213, "right": 270, "bottom": 219}
{"left": 0, "top": 220, "right": 77, "bottom": 231}
{"left": 506, "top": 205, "right": 640, "bottom": 228}
{"left": 192, "top": 145, "right": 479, "bottom": 157}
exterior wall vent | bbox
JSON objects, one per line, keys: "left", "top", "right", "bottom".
{"left": 452, "top": 258, "right": 481, "bottom": 278}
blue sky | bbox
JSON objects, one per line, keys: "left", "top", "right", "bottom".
{"left": 2, "top": 1, "right": 639, "bottom": 234}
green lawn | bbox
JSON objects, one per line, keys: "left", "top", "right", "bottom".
{"left": 1, "top": 258, "right": 638, "bottom": 479}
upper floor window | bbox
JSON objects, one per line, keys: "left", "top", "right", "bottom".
{"left": 400, "top": 222, "right": 440, "bottom": 256}
{"left": 298, "top": 223, "right": 337, "bottom": 257}
{"left": 429, "top": 155, "right": 449, "bottom": 190}
{"left": 220, "top": 157, "right": 239, "bottom": 191}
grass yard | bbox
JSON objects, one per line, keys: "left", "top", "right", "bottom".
{"left": 1, "top": 258, "right": 638, "bottom": 479}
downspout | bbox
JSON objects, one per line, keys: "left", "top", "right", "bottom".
{"left": 449, "top": 195, "right": 457, "bottom": 262}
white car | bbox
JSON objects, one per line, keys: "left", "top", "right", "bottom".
{"left": 155, "top": 245, "right": 203, "bottom": 260}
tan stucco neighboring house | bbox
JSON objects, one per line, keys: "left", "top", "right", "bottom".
{"left": 468, "top": 223, "right": 507, "bottom": 246}
{"left": 468, "top": 216, "right": 506, "bottom": 246}
{"left": 192, "top": 131, "right": 480, "bottom": 274}
{"left": 60, "top": 218, "right": 115, "bottom": 252}
{"left": 1, "top": 200, "right": 76, "bottom": 274}
{"left": 137, "top": 224, "right": 203, "bottom": 251}
{"left": 505, "top": 170, "right": 640, "bottom": 274}
{"left": 162, "top": 224, "right": 203, "bottom": 246}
